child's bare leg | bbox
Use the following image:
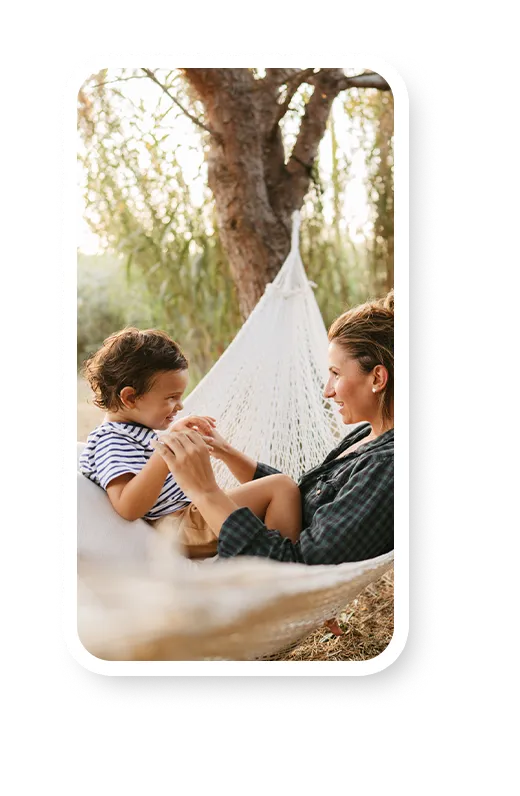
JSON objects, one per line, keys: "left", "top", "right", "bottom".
{"left": 264, "top": 477, "right": 302, "bottom": 542}
{"left": 226, "top": 474, "right": 302, "bottom": 542}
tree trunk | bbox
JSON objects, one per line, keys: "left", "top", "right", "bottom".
{"left": 181, "top": 68, "right": 391, "bottom": 318}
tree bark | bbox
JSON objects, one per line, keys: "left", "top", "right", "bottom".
{"left": 180, "top": 68, "right": 391, "bottom": 318}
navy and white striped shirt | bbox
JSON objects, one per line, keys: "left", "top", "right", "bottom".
{"left": 79, "top": 421, "right": 190, "bottom": 520}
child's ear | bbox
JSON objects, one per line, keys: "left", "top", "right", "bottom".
{"left": 119, "top": 386, "right": 137, "bottom": 408}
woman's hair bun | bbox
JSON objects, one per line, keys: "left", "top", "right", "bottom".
{"left": 380, "top": 289, "right": 394, "bottom": 314}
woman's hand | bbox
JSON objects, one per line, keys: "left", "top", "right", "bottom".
{"left": 200, "top": 426, "right": 231, "bottom": 461}
{"left": 168, "top": 415, "right": 216, "bottom": 436}
{"left": 151, "top": 430, "right": 219, "bottom": 501}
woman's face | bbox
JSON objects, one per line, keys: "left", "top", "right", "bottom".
{"left": 324, "top": 340, "right": 376, "bottom": 425}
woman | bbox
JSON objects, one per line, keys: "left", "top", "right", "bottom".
{"left": 154, "top": 291, "right": 394, "bottom": 565}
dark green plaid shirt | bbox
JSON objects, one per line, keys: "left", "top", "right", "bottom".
{"left": 217, "top": 423, "right": 394, "bottom": 564}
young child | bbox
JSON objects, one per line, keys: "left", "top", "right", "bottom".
{"left": 79, "top": 328, "right": 302, "bottom": 558}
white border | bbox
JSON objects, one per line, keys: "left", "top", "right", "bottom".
{"left": 65, "top": 58, "right": 408, "bottom": 675}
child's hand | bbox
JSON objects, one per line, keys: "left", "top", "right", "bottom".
{"left": 169, "top": 415, "right": 216, "bottom": 436}
{"left": 201, "top": 427, "right": 230, "bottom": 460}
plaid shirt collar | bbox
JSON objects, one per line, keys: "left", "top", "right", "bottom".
{"left": 325, "top": 423, "right": 393, "bottom": 460}
{"left": 293, "top": 424, "right": 393, "bottom": 492}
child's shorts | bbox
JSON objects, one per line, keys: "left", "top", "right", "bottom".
{"left": 151, "top": 503, "right": 218, "bottom": 559}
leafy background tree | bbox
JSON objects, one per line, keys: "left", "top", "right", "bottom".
{"left": 78, "top": 67, "right": 393, "bottom": 389}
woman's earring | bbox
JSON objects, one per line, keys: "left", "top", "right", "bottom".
{"left": 372, "top": 388, "right": 377, "bottom": 393}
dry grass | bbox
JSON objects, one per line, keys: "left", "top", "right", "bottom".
{"left": 77, "top": 378, "right": 394, "bottom": 662}
{"left": 269, "top": 569, "right": 394, "bottom": 661}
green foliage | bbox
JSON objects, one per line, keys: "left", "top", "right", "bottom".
{"left": 78, "top": 70, "right": 241, "bottom": 387}
{"left": 342, "top": 88, "right": 394, "bottom": 294}
{"left": 77, "top": 252, "right": 156, "bottom": 366}
{"left": 299, "top": 110, "right": 372, "bottom": 325}
{"left": 300, "top": 191, "right": 370, "bottom": 328}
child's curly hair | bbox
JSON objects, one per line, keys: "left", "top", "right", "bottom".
{"left": 82, "top": 328, "right": 188, "bottom": 411}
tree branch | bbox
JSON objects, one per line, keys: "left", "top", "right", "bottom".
{"left": 269, "top": 68, "right": 318, "bottom": 130}
{"left": 265, "top": 68, "right": 304, "bottom": 85}
{"left": 141, "top": 68, "right": 217, "bottom": 138}
{"left": 277, "top": 69, "right": 391, "bottom": 207}
{"left": 90, "top": 74, "right": 150, "bottom": 89}
{"left": 280, "top": 70, "right": 346, "bottom": 209}
{"left": 265, "top": 68, "right": 390, "bottom": 132}
{"left": 265, "top": 68, "right": 391, "bottom": 92}
{"left": 336, "top": 70, "right": 391, "bottom": 92}
{"left": 287, "top": 69, "right": 390, "bottom": 171}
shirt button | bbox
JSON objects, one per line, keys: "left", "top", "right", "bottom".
{"left": 316, "top": 488, "right": 321, "bottom": 494}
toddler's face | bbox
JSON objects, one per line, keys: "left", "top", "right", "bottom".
{"left": 133, "top": 369, "right": 189, "bottom": 430}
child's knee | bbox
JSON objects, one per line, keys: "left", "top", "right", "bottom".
{"left": 272, "top": 474, "right": 299, "bottom": 496}
{"left": 271, "top": 473, "right": 296, "bottom": 488}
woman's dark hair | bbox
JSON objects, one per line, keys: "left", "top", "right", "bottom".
{"left": 82, "top": 328, "right": 188, "bottom": 411}
{"left": 328, "top": 290, "right": 394, "bottom": 426}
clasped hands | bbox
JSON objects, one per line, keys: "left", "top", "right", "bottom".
{"left": 151, "top": 415, "right": 226, "bottom": 499}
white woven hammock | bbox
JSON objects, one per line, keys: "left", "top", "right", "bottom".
{"left": 77, "top": 213, "right": 394, "bottom": 661}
